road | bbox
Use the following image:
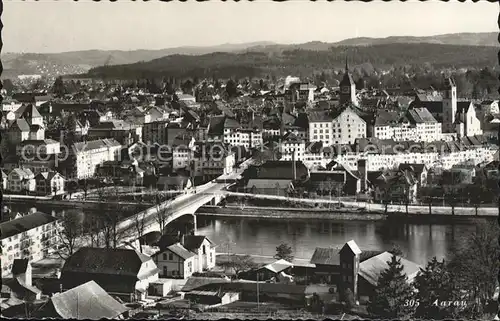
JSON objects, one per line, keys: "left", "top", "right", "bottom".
{"left": 226, "top": 192, "right": 498, "bottom": 216}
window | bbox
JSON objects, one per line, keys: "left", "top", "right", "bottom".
{"left": 163, "top": 253, "right": 168, "bottom": 260}
{"left": 163, "top": 266, "right": 168, "bottom": 276}
{"left": 169, "top": 253, "right": 174, "bottom": 260}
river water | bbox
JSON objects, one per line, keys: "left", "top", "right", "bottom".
{"left": 196, "top": 216, "right": 492, "bottom": 266}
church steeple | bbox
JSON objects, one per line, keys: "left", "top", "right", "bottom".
{"left": 345, "top": 56, "right": 349, "bottom": 72}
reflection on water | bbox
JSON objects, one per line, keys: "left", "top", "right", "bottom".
{"left": 197, "top": 217, "right": 486, "bottom": 266}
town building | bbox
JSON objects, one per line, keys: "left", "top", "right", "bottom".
{"left": 0, "top": 211, "right": 60, "bottom": 277}
{"left": 36, "top": 281, "right": 128, "bottom": 320}
{"left": 194, "top": 143, "right": 236, "bottom": 181}
{"left": 308, "top": 107, "right": 366, "bottom": 146}
{"left": 309, "top": 240, "right": 420, "bottom": 303}
{"left": 34, "top": 170, "right": 65, "bottom": 196}
{"left": 153, "top": 234, "right": 217, "bottom": 279}
{"left": 7, "top": 168, "right": 36, "bottom": 193}
{"left": 61, "top": 247, "right": 160, "bottom": 302}
{"left": 70, "top": 139, "right": 122, "bottom": 179}
{"left": 88, "top": 120, "right": 142, "bottom": 146}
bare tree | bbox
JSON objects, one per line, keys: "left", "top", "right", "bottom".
{"left": 133, "top": 210, "right": 147, "bottom": 253}
{"left": 57, "top": 209, "right": 85, "bottom": 258}
{"left": 155, "top": 193, "right": 168, "bottom": 235}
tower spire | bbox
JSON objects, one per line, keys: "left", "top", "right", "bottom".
{"left": 345, "top": 55, "right": 348, "bottom": 72}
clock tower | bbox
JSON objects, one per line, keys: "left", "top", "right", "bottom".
{"left": 339, "top": 57, "right": 358, "bottom": 106}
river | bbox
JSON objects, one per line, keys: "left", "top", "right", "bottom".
{"left": 196, "top": 216, "right": 492, "bottom": 266}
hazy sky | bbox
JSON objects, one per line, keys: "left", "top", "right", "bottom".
{"left": 4, "top": 0, "right": 498, "bottom": 53}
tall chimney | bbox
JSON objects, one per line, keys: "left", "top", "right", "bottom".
{"left": 358, "top": 159, "right": 367, "bottom": 192}
{"left": 292, "top": 149, "right": 297, "bottom": 181}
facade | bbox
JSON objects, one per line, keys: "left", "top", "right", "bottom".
{"left": 71, "top": 139, "right": 122, "bottom": 179}
{"left": 153, "top": 234, "right": 217, "bottom": 279}
{"left": 142, "top": 120, "right": 169, "bottom": 145}
{"left": 0, "top": 211, "right": 60, "bottom": 277}
{"left": 7, "top": 168, "right": 36, "bottom": 193}
{"left": 34, "top": 170, "right": 66, "bottom": 196}
{"left": 88, "top": 120, "right": 142, "bottom": 146}
{"left": 194, "top": 143, "right": 236, "bottom": 181}
{"left": 308, "top": 107, "right": 366, "bottom": 146}
{"left": 279, "top": 133, "right": 306, "bottom": 161}
{"left": 406, "top": 108, "right": 442, "bottom": 142}
{"left": 454, "top": 101, "right": 483, "bottom": 137}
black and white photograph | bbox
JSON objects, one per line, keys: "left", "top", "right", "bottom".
{"left": 0, "top": 0, "right": 499, "bottom": 319}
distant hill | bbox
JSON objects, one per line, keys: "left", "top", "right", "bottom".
{"left": 86, "top": 43, "right": 498, "bottom": 81}
{"left": 3, "top": 32, "right": 496, "bottom": 78}
{"left": 332, "top": 32, "right": 498, "bottom": 47}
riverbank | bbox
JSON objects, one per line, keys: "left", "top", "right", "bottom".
{"left": 197, "top": 205, "right": 495, "bottom": 223}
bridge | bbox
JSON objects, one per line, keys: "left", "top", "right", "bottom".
{"left": 110, "top": 158, "right": 253, "bottom": 245}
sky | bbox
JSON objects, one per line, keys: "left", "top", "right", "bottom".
{"left": 3, "top": 0, "right": 498, "bottom": 53}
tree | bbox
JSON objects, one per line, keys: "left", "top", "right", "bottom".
{"left": 448, "top": 222, "right": 500, "bottom": 316}
{"left": 52, "top": 76, "right": 66, "bottom": 97}
{"left": 66, "top": 180, "right": 78, "bottom": 200}
{"left": 133, "top": 211, "right": 146, "bottom": 253}
{"left": 414, "top": 257, "right": 465, "bottom": 319}
{"left": 225, "top": 79, "right": 238, "bottom": 98}
{"left": 155, "top": 194, "right": 168, "bottom": 235}
{"left": 444, "top": 187, "right": 459, "bottom": 215}
{"left": 57, "top": 209, "right": 85, "bottom": 258}
{"left": 388, "top": 244, "right": 403, "bottom": 257}
{"left": 221, "top": 254, "right": 257, "bottom": 276}
{"left": 274, "top": 243, "right": 294, "bottom": 262}
{"left": 367, "top": 255, "right": 416, "bottom": 318}
{"left": 2, "top": 78, "right": 16, "bottom": 94}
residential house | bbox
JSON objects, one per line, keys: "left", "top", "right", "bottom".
{"left": 2, "top": 259, "right": 42, "bottom": 302}
{"left": 194, "top": 142, "right": 236, "bottom": 181}
{"left": 16, "top": 139, "right": 61, "bottom": 158}
{"left": 7, "top": 168, "right": 36, "bottom": 193}
{"left": 244, "top": 160, "right": 309, "bottom": 196}
{"left": 279, "top": 133, "right": 306, "bottom": 162}
{"left": 34, "top": 171, "right": 65, "bottom": 196}
{"left": 1, "top": 169, "right": 8, "bottom": 190}
{"left": 172, "top": 134, "right": 196, "bottom": 170}
{"left": 398, "top": 163, "right": 428, "bottom": 188}
{"left": 156, "top": 174, "right": 192, "bottom": 191}
{"left": 88, "top": 120, "right": 142, "bottom": 145}
{"left": 0, "top": 211, "right": 60, "bottom": 277}
{"left": 371, "top": 168, "right": 419, "bottom": 204}
{"left": 239, "top": 259, "right": 294, "bottom": 283}
{"left": 60, "top": 247, "right": 160, "bottom": 302}
{"left": 153, "top": 234, "right": 217, "bottom": 278}
{"left": 36, "top": 281, "right": 128, "bottom": 320}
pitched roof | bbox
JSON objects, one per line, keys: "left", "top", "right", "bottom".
{"left": 62, "top": 247, "right": 151, "bottom": 277}
{"left": 358, "top": 252, "right": 421, "bottom": 287}
{"left": 457, "top": 101, "right": 473, "bottom": 115}
{"left": 310, "top": 248, "right": 340, "bottom": 265}
{"left": 0, "top": 212, "right": 57, "bottom": 240}
{"left": 246, "top": 161, "right": 309, "bottom": 180}
{"left": 182, "top": 235, "right": 214, "bottom": 251}
{"left": 73, "top": 138, "right": 121, "bottom": 153}
{"left": 263, "top": 259, "right": 293, "bottom": 273}
{"left": 48, "top": 281, "right": 128, "bottom": 320}
{"left": 14, "top": 104, "right": 42, "bottom": 120}
{"left": 344, "top": 240, "right": 362, "bottom": 255}
{"left": 182, "top": 277, "right": 231, "bottom": 292}
{"left": 374, "top": 110, "right": 401, "bottom": 126}
{"left": 11, "top": 259, "right": 29, "bottom": 275}
{"left": 9, "top": 118, "right": 30, "bottom": 132}
{"left": 165, "top": 243, "right": 196, "bottom": 260}
{"left": 407, "top": 107, "right": 438, "bottom": 124}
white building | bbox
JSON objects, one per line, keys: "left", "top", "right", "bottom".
{"left": 7, "top": 168, "right": 36, "bottom": 193}
{"left": 454, "top": 101, "right": 483, "bottom": 137}
{"left": 406, "top": 108, "right": 442, "bottom": 142}
{"left": 1, "top": 211, "right": 60, "bottom": 277}
{"left": 72, "top": 139, "right": 122, "bottom": 179}
{"left": 308, "top": 107, "right": 366, "bottom": 146}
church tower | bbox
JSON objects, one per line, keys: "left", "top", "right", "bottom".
{"left": 339, "top": 57, "right": 358, "bottom": 106}
{"left": 442, "top": 77, "right": 457, "bottom": 133}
